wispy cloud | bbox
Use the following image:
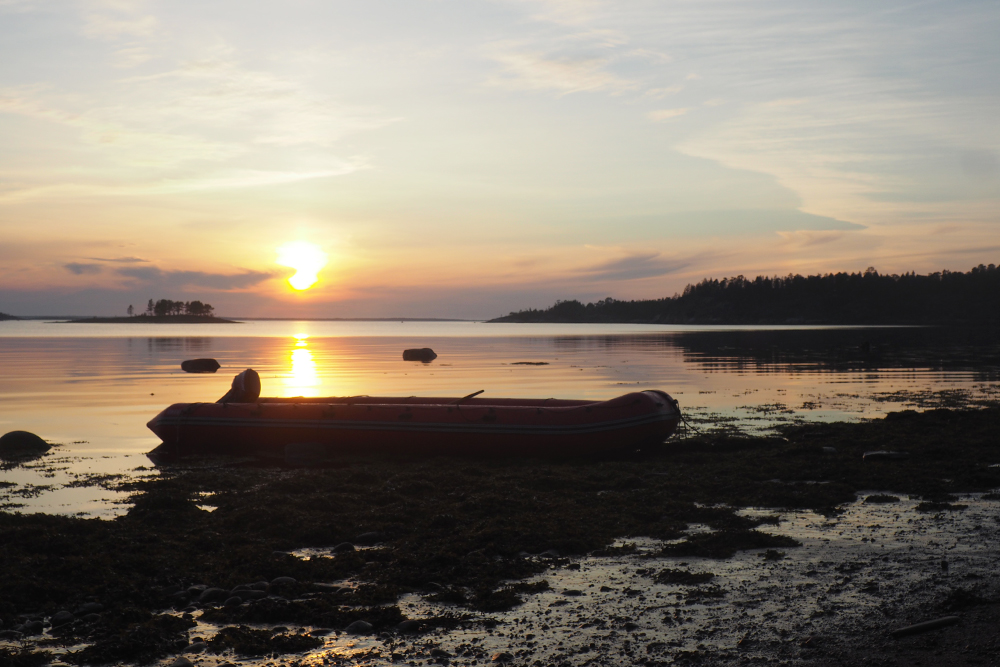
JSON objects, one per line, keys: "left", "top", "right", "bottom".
{"left": 644, "top": 85, "right": 683, "bottom": 99}
{"left": 0, "top": 166, "right": 356, "bottom": 202}
{"left": 86, "top": 256, "right": 149, "bottom": 263}
{"left": 648, "top": 107, "right": 689, "bottom": 122}
{"left": 577, "top": 252, "right": 691, "bottom": 281}
{"left": 116, "top": 266, "right": 275, "bottom": 291}
{"left": 487, "top": 50, "right": 636, "bottom": 95}
{"left": 509, "top": 0, "right": 608, "bottom": 27}
{"left": 776, "top": 230, "right": 847, "bottom": 248}
{"left": 64, "top": 262, "right": 102, "bottom": 275}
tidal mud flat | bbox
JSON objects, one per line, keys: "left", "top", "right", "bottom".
{"left": 2, "top": 406, "right": 1000, "bottom": 667}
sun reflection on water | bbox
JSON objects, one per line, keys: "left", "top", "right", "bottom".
{"left": 283, "top": 333, "right": 320, "bottom": 397}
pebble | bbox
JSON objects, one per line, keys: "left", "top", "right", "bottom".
{"left": 186, "top": 641, "right": 208, "bottom": 652}
{"left": 169, "top": 658, "right": 195, "bottom": 667}
{"left": 0, "top": 630, "right": 23, "bottom": 640}
{"left": 270, "top": 576, "right": 298, "bottom": 587}
{"left": 81, "top": 613, "right": 101, "bottom": 624}
{"left": 354, "top": 531, "right": 384, "bottom": 545}
{"left": 187, "top": 584, "right": 207, "bottom": 595}
{"left": 430, "top": 648, "right": 451, "bottom": 657}
{"left": 198, "top": 587, "right": 228, "bottom": 604}
{"left": 332, "top": 542, "right": 356, "bottom": 553}
{"left": 51, "top": 610, "right": 75, "bottom": 626}
{"left": 250, "top": 581, "right": 269, "bottom": 591}
{"left": 345, "top": 620, "right": 373, "bottom": 635}
{"left": 309, "top": 627, "right": 333, "bottom": 636}
{"left": 539, "top": 549, "right": 560, "bottom": 558}
{"left": 562, "top": 589, "right": 584, "bottom": 596}
{"left": 492, "top": 652, "right": 514, "bottom": 662}
{"left": 223, "top": 596, "right": 243, "bottom": 607}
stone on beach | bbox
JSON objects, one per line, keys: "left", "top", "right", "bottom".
{"left": 345, "top": 620, "right": 373, "bottom": 635}
{"left": 396, "top": 620, "right": 421, "bottom": 634}
{"left": 51, "top": 610, "right": 74, "bottom": 626}
{"left": 74, "top": 602, "right": 103, "bottom": 615}
{"left": 0, "top": 430, "right": 50, "bottom": 459}
{"left": 197, "top": 587, "right": 227, "bottom": 604}
{"left": 354, "top": 531, "right": 384, "bottom": 545}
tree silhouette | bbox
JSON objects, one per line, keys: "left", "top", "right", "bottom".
{"left": 493, "top": 263, "right": 1000, "bottom": 325}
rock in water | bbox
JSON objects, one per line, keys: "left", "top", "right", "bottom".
{"left": 0, "top": 431, "right": 50, "bottom": 459}
{"left": 402, "top": 348, "right": 437, "bottom": 362}
{"left": 181, "top": 358, "right": 220, "bottom": 373}
{"left": 217, "top": 369, "right": 261, "bottom": 403}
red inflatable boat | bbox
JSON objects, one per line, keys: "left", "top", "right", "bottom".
{"left": 147, "top": 389, "right": 681, "bottom": 459}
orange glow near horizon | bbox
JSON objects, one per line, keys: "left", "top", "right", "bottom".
{"left": 277, "top": 242, "right": 328, "bottom": 291}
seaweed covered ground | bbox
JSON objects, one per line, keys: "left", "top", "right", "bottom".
{"left": 1, "top": 405, "right": 999, "bottom": 666}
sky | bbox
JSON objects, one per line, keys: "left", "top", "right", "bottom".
{"left": 0, "top": 0, "right": 998, "bottom": 318}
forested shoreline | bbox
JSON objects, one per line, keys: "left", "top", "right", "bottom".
{"left": 491, "top": 264, "right": 1000, "bottom": 325}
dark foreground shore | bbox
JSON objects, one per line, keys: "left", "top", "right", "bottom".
{"left": 2, "top": 406, "right": 999, "bottom": 666}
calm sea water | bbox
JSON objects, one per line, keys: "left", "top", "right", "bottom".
{"left": 1, "top": 320, "right": 997, "bottom": 516}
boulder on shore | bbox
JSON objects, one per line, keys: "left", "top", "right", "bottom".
{"left": 402, "top": 348, "right": 437, "bottom": 362}
{"left": 181, "top": 358, "right": 221, "bottom": 373}
{"left": 0, "top": 431, "right": 50, "bottom": 460}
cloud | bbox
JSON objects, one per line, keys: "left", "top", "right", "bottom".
{"left": 644, "top": 86, "right": 683, "bottom": 99}
{"left": 775, "top": 230, "right": 847, "bottom": 248}
{"left": 626, "top": 48, "right": 672, "bottom": 64}
{"left": 648, "top": 108, "right": 689, "bottom": 122}
{"left": 577, "top": 252, "right": 690, "bottom": 281}
{"left": 64, "top": 263, "right": 103, "bottom": 275}
{"left": 81, "top": 12, "right": 156, "bottom": 41}
{"left": 86, "top": 256, "right": 149, "bottom": 263}
{"left": 116, "top": 266, "right": 275, "bottom": 290}
{"left": 510, "top": 0, "right": 608, "bottom": 27}
{"left": 488, "top": 50, "right": 636, "bottom": 95}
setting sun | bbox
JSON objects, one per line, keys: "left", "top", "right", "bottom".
{"left": 276, "top": 242, "right": 328, "bottom": 291}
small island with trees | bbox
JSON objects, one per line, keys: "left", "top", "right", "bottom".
{"left": 491, "top": 263, "right": 1000, "bottom": 325}
{"left": 63, "top": 299, "right": 238, "bottom": 324}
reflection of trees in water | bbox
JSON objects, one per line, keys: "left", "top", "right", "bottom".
{"left": 550, "top": 328, "right": 1000, "bottom": 380}
{"left": 144, "top": 337, "right": 212, "bottom": 352}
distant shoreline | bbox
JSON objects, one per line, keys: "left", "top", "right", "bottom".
{"left": 56, "top": 315, "right": 239, "bottom": 324}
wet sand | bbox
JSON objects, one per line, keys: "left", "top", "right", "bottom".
{"left": 2, "top": 404, "right": 999, "bottom": 666}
